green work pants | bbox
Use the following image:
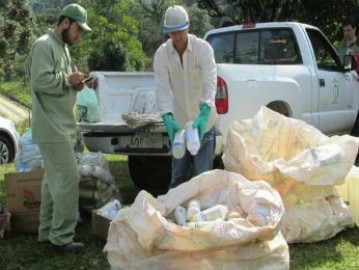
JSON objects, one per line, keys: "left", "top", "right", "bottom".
{"left": 37, "top": 142, "right": 79, "bottom": 246}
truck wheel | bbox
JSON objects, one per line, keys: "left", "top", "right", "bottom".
{"left": 266, "top": 102, "right": 290, "bottom": 117}
{"left": 213, "top": 156, "right": 224, "bottom": 169}
{"left": 128, "top": 155, "right": 171, "bottom": 196}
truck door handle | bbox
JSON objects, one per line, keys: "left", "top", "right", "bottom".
{"left": 319, "top": 79, "right": 325, "bottom": 87}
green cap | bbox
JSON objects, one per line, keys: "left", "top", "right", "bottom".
{"left": 60, "top": 4, "right": 91, "bottom": 31}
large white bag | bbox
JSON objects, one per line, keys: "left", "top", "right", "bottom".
{"left": 104, "top": 169, "right": 289, "bottom": 270}
{"left": 223, "top": 106, "right": 357, "bottom": 243}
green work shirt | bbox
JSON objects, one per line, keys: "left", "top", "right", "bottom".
{"left": 336, "top": 40, "right": 359, "bottom": 59}
{"left": 28, "top": 31, "right": 77, "bottom": 143}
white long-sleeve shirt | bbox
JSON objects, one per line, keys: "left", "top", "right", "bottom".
{"left": 154, "top": 34, "right": 218, "bottom": 131}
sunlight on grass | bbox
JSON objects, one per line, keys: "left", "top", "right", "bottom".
{"left": 2, "top": 154, "right": 359, "bottom": 269}
{"left": 0, "top": 81, "right": 32, "bottom": 107}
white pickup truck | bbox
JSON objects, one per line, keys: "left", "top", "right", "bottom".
{"left": 79, "top": 22, "right": 358, "bottom": 194}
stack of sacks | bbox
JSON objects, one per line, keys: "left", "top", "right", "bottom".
{"left": 78, "top": 152, "right": 117, "bottom": 212}
{"left": 223, "top": 106, "right": 359, "bottom": 243}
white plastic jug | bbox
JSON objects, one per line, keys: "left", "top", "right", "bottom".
{"left": 172, "top": 130, "right": 186, "bottom": 159}
{"left": 186, "top": 199, "right": 201, "bottom": 222}
{"left": 185, "top": 122, "right": 200, "bottom": 156}
{"left": 193, "top": 204, "right": 228, "bottom": 222}
{"left": 174, "top": 205, "right": 187, "bottom": 225}
{"left": 346, "top": 166, "right": 359, "bottom": 226}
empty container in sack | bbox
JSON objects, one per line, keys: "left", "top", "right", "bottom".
{"left": 187, "top": 199, "right": 201, "bottom": 222}
{"left": 193, "top": 204, "right": 228, "bottom": 222}
{"left": 174, "top": 205, "right": 187, "bottom": 225}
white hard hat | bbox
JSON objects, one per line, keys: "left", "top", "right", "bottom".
{"left": 163, "top": 5, "right": 189, "bottom": 34}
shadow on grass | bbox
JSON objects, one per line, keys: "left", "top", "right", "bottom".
{"left": 107, "top": 156, "right": 140, "bottom": 205}
{"left": 107, "top": 155, "right": 170, "bottom": 203}
{"left": 0, "top": 222, "right": 111, "bottom": 270}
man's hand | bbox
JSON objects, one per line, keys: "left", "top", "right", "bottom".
{"left": 162, "top": 113, "right": 180, "bottom": 144}
{"left": 192, "top": 103, "right": 211, "bottom": 143}
{"left": 68, "top": 72, "right": 85, "bottom": 91}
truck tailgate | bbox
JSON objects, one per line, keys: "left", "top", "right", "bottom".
{"left": 78, "top": 121, "right": 169, "bottom": 155}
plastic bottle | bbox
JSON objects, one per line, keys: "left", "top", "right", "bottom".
{"left": 174, "top": 205, "right": 187, "bottom": 225}
{"left": 97, "top": 199, "right": 122, "bottom": 220}
{"left": 186, "top": 199, "right": 201, "bottom": 222}
{"left": 172, "top": 129, "right": 186, "bottom": 159}
{"left": 186, "top": 221, "right": 215, "bottom": 229}
{"left": 192, "top": 204, "right": 228, "bottom": 222}
{"left": 227, "top": 211, "right": 242, "bottom": 220}
{"left": 247, "top": 207, "right": 270, "bottom": 226}
{"left": 347, "top": 167, "right": 359, "bottom": 226}
{"left": 185, "top": 122, "right": 200, "bottom": 155}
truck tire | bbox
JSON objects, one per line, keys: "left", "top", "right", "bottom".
{"left": 266, "top": 101, "right": 290, "bottom": 117}
{"left": 213, "top": 156, "right": 224, "bottom": 169}
{"left": 128, "top": 155, "right": 171, "bottom": 196}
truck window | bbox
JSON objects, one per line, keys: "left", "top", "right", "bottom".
{"left": 208, "top": 33, "right": 235, "bottom": 63}
{"left": 306, "top": 28, "right": 342, "bottom": 71}
{"left": 206, "top": 28, "right": 302, "bottom": 65}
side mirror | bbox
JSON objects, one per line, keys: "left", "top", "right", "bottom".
{"left": 343, "top": 54, "right": 357, "bottom": 71}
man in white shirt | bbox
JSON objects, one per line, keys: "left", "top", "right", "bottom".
{"left": 154, "top": 5, "right": 218, "bottom": 189}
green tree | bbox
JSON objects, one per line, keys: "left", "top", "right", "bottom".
{"left": 0, "top": 0, "right": 36, "bottom": 81}
{"left": 188, "top": 3, "right": 213, "bottom": 38}
{"left": 197, "top": 0, "right": 359, "bottom": 42}
{"left": 131, "top": 0, "right": 181, "bottom": 67}
{"left": 132, "top": 0, "right": 212, "bottom": 67}
{"left": 75, "top": 0, "right": 148, "bottom": 72}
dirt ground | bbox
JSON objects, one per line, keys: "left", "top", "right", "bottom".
{"left": 0, "top": 95, "right": 30, "bottom": 124}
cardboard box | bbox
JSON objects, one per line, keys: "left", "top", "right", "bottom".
{"left": 4, "top": 169, "right": 43, "bottom": 233}
{"left": 92, "top": 210, "right": 111, "bottom": 240}
{"left": 10, "top": 211, "right": 39, "bottom": 234}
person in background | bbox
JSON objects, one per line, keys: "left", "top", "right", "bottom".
{"left": 219, "top": 16, "right": 235, "bottom": 28}
{"left": 28, "top": 3, "right": 92, "bottom": 253}
{"left": 154, "top": 5, "right": 218, "bottom": 189}
{"left": 338, "top": 19, "right": 359, "bottom": 144}
{"left": 336, "top": 17, "right": 359, "bottom": 58}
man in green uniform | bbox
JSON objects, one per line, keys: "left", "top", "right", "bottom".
{"left": 28, "top": 3, "right": 91, "bottom": 252}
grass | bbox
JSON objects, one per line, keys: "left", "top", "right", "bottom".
{"left": 0, "top": 154, "right": 138, "bottom": 270}
{"left": 0, "top": 81, "right": 32, "bottom": 108}
{"left": 290, "top": 230, "right": 359, "bottom": 269}
{"left": 2, "top": 154, "right": 359, "bottom": 269}
{"left": 1, "top": 81, "right": 359, "bottom": 269}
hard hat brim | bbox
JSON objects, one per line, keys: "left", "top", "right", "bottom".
{"left": 163, "top": 21, "right": 189, "bottom": 34}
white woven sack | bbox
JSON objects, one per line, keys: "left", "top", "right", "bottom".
{"left": 104, "top": 169, "right": 289, "bottom": 270}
